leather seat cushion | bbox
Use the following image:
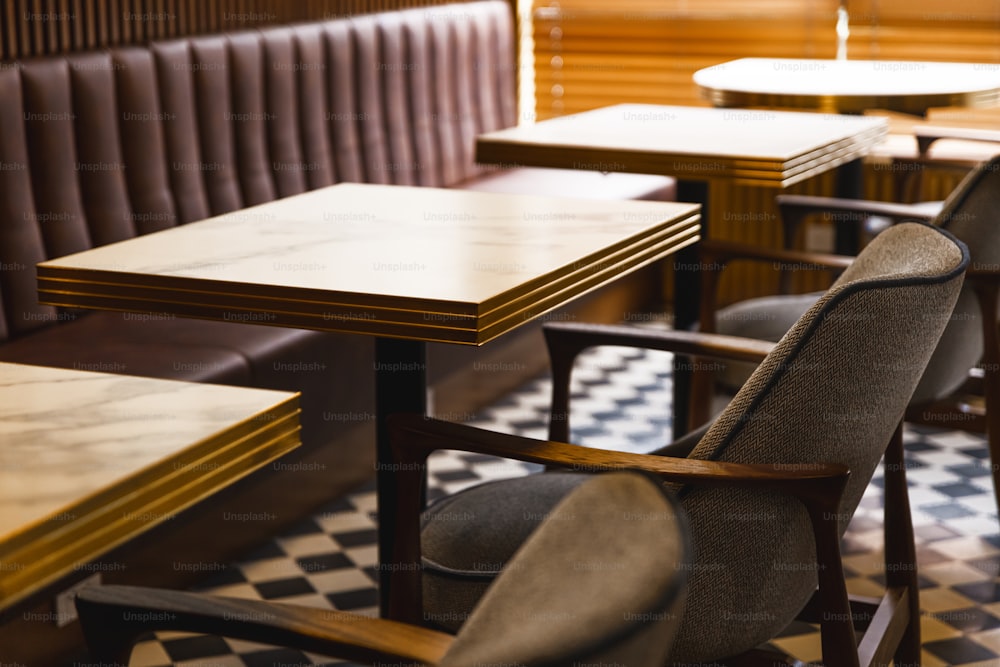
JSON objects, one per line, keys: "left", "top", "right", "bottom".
{"left": 456, "top": 168, "right": 677, "bottom": 201}
{"left": 0, "top": 312, "right": 369, "bottom": 447}
{"left": 0, "top": 315, "right": 252, "bottom": 384}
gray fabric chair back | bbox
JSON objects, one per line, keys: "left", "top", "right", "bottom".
{"left": 438, "top": 471, "right": 690, "bottom": 667}
{"left": 913, "top": 154, "right": 1000, "bottom": 402}
{"left": 675, "top": 222, "right": 968, "bottom": 660}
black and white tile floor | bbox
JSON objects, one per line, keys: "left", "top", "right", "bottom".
{"left": 122, "top": 345, "right": 1000, "bottom": 667}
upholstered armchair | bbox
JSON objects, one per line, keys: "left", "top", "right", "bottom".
{"left": 76, "top": 471, "right": 690, "bottom": 667}
{"left": 384, "top": 222, "right": 968, "bottom": 666}
{"left": 703, "top": 155, "right": 1000, "bottom": 516}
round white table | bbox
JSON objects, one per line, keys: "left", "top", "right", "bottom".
{"left": 694, "top": 58, "right": 1000, "bottom": 115}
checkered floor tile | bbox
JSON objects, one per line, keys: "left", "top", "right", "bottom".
{"left": 116, "top": 345, "right": 1000, "bottom": 667}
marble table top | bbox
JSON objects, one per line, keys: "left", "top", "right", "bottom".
{"left": 0, "top": 362, "right": 300, "bottom": 612}
{"left": 38, "top": 183, "right": 701, "bottom": 344}
{"left": 476, "top": 104, "right": 888, "bottom": 187}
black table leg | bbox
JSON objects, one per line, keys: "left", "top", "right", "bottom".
{"left": 374, "top": 337, "right": 427, "bottom": 617}
{"left": 834, "top": 158, "right": 864, "bottom": 255}
{"left": 672, "top": 179, "right": 709, "bottom": 441}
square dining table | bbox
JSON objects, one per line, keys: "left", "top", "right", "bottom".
{"left": 477, "top": 103, "right": 888, "bottom": 435}
{"left": 36, "top": 182, "right": 701, "bottom": 615}
{"left": 477, "top": 103, "right": 887, "bottom": 189}
{"left": 476, "top": 102, "right": 887, "bottom": 284}
{"left": 0, "top": 362, "right": 300, "bottom": 616}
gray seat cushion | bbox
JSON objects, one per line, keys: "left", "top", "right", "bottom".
{"left": 421, "top": 472, "right": 590, "bottom": 631}
{"left": 437, "top": 471, "right": 687, "bottom": 667}
{"left": 712, "top": 292, "right": 822, "bottom": 390}
{"left": 713, "top": 287, "right": 982, "bottom": 405}
{"left": 423, "top": 223, "right": 968, "bottom": 663}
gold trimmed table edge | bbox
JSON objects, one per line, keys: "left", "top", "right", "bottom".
{"left": 476, "top": 126, "right": 888, "bottom": 188}
{"left": 700, "top": 88, "right": 1000, "bottom": 116}
{"left": 37, "top": 212, "right": 701, "bottom": 345}
{"left": 0, "top": 394, "right": 301, "bottom": 613}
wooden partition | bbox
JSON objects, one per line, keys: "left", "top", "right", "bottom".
{"left": 849, "top": 0, "right": 1000, "bottom": 61}
{"left": 0, "top": 0, "right": 509, "bottom": 59}
{"left": 532, "top": 0, "right": 840, "bottom": 119}
{"left": 531, "top": 0, "right": 1000, "bottom": 121}
{"left": 531, "top": 0, "right": 997, "bottom": 305}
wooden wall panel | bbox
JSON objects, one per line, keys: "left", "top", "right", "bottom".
{"left": 532, "top": 1, "right": 840, "bottom": 119}
{"left": 1, "top": 0, "right": 506, "bottom": 59}
{"left": 531, "top": 0, "right": 1000, "bottom": 118}
{"left": 530, "top": 0, "right": 998, "bottom": 304}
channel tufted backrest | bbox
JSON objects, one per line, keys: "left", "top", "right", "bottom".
{"left": 673, "top": 222, "right": 968, "bottom": 662}
{"left": 0, "top": 1, "right": 517, "bottom": 340}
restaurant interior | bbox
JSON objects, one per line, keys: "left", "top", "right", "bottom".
{"left": 2, "top": 0, "right": 1000, "bottom": 665}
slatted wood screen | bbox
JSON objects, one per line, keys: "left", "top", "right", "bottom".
{"left": 530, "top": 0, "right": 1000, "bottom": 304}
{"left": 848, "top": 0, "right": 1000, "bottom": 62}
{"left": 0, "top": 0, "right": 505, "bottom": 59}
{"left": 531, "top": 0, "right": 1000, "bottom": 118}
{"left": 532, "top": 0, "right": 841, "bottom": 120}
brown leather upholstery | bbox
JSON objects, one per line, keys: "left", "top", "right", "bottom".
{"left": 0, "top": 12, "right": 678, "bottom": 662}
{"left": 0, "top": 0, "right": 673, "bottom": 504}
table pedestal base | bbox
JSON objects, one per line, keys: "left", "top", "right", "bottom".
{"left": 673, "top": 180, "right": 709, "bottom": 440}
{"left": 374, "top": 337, "right": 427, "bottom": 617}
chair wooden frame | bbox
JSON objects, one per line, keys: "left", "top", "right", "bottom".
{"left": 699, "top": 194, "right": 1000, "bottom": 518}
{"left": 75, "top": 585, "right": 454, "bottom": 666}
{"left": 77, "top": 467, "right": 692, "bottom": 667}
{"left": 385, "top": 320, "right": 922, "bottom": 667}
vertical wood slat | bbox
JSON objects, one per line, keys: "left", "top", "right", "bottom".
{"left": 0, "top": 0, "right": 481, "bottom": 60}
{"left": 120, "top": 0, "right": 132, "bottom": 45}
{"left": 28, "top": 0, "right": 42, "bottom": 56}
{"left": 97, "top": 0, "right": 109, "bottom": 47}
{"left": 83, "top": 0, "right": 95, "bottom": 49}
{"left": 59, "top": 0, "right": 72, "bottom": 52}
{"left": 0, "top": 0, "right": 523, "bottom": 58}
{"left": 1, "top": 3, "right": 12, "bottom": 59}
{"left": 163, "top": 0, "right": 174, "bottom": 39}
{"left": 46, "top": 0, "right": 58, "bottom": 54}
{"left": 70, "top": 0, "right": 82, "bottom": 49}
{"left": 529, "top": 0, "right": 998, "bottom": 304}
{"left": 114, "top": 0, "right": 122, "bottom": 45}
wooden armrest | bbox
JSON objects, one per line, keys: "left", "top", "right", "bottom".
{"left": 543, "top": 321, "right": 775, "bottom": 365}
{"left": 389, "top": 414, "right": 849, "bottom": 503}
{"left": 915, "top": 125, "right": 1000, "bottom": 155}
{"left": 967, "top": 266, "right": 1000, "bottom": 282}
{"left": 776, "top": 194, "right": 938, "bottom": 224}
{"left": 543, "top": 322, "right": 776, "bottom": 437}
{"left": 75, "top": 585, "right": 453, "bottom": 665}
{"left": 773, "top": 193, "right": 936, "bottom": 251}
{"left": 701, "top": 239, "right": 854, "bottom": 271}
{"left": 386, "top": 414, "right": 852, "bottom": 627}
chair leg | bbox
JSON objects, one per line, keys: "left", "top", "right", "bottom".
{"left": 803, "top": 486, "right": 860, "bottom": 667}
{"left": 385, "top": 434, "right": 431, "bottom": 625}
{"left": 74, "top": 594, "right": 139, "bottom": 666}
{"left": 545, "top": 334, "right": 577, "bottom": 443}
{"left": 884, "top": 423, "right": 921, "bottom": 667}
{"left": 971, "top": 281, "right": 1000, "bottom": 520}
